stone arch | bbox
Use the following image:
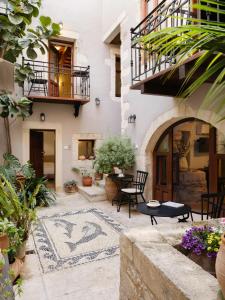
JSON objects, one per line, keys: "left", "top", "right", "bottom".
{"left": 138, "top": 103, "right": 225, "bottom": 198}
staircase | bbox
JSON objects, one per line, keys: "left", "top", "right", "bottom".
{"left": 78, "top": 181, "right": 107, "bottom": 202}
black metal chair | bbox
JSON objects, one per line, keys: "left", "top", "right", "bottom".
{"left": 199, "top": 192, "right": 225, "bottom": 220}
{"left": 118, "top": 170, "right": 148, "bottom": 218}
{"left": 28, "top": 70, "right": 48, "bottom": 96}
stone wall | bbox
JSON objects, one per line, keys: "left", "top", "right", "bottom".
{"left": 120, "top": 223, "right": 220, "bottom": 300}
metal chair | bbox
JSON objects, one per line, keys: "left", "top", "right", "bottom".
{"left": 199, "top": 192, "right": 225, "bottom": 220}
{"left": 28, "top": 70, "right": 48, "bottom": 96}
{"left": 118, "top": 170, "right": 148, "bottom": 218}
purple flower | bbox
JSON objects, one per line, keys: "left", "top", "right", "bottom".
{"left": 181, "top": 226, "right": 215, "bottom": 257}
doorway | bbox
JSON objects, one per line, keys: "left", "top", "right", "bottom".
{"left": 48, "top": 39, "right": 74, "bottom": 98}
{"left": 153, "top": 118, "right": 225, "bottom": 211}
{"left": 30, "top": 129, "right": 56, "bottom": 190}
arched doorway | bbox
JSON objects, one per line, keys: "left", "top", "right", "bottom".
{"left": 153, "top": 118, "right": 225, "bottom": 211}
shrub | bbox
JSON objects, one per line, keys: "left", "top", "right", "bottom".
{"left": 94, "top": 136, "right": 135, "bottom": 174}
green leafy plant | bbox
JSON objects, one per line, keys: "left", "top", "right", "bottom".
{"left": 0, "top": 153, "right": 55, "bottom": 207}
{"left": 0, "top": 256, "right": 23, "bottom": 300}
{"left": 140, "top": 0, "right": 225, "bottom": 119}
{"left": 0, "top": 94, "right": 32, "bottom": 153}
{"left": 0, "top": 0, "right": 60, "bottom": 63}
{"left": 72, "top": 167, "right": 93, "bottom": 177}
{"left": 64, "top": 180, "right": 77, "bottom": 187}
{"left": 0, "top": 174, "right": 38, "bottom": 241}
{"left": 94, "top": 136, "right": 135, "bottom": 174}
{"left": 0, "top": 218, "right": 23, "bottom": 261}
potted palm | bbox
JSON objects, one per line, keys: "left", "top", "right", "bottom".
{"left": 94, "top": 136, "right": 135, "bottom": 201}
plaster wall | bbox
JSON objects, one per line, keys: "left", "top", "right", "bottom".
{"left": 102, "top": 1, "right": 225, "bottom": 198}
{"left": 9, "top": 0, "right": 121, "bottom": 188}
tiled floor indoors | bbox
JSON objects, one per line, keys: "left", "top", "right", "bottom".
{"left": 16, "top": 193, "right": 200, "bottom": 300}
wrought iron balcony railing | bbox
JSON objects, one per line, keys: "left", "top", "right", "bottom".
{"left": 23, "top": 59, "right": 90, "bottom": 102}
{"left": 131, "top": 0, "right": 224, "bottom": 86}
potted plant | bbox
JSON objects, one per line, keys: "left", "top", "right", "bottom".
{"left": 0, "top": 174, "right": 38, "bottom": 254}
{"left": 180, "top": 225, "right": 222, "bottom": 276}
{"left": 64, "top": 180, "right": 78, "bottom": 193}
{"left": 0, "top": 218, "right": 24, "bottom": 281}
{"left": 72, "top": 167, "right": 93, "bottom": 187}
{"left": 94, "top": 136, "right": 135, "bottom": 201}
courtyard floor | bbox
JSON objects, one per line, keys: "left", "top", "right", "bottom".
{"left": 16, "top": 193, "right": 198, "bottom": 300}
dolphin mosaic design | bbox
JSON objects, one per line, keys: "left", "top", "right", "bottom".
{"left": 52, "top": 219, "right": 77, "bottom": 238}
{"left": 65, "top": 221, "right": 107, "bottom": 252}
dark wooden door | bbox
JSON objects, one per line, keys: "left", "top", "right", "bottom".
{"left": 209, "top": 127, "right": 225, "bottom": 193}
{"left": 30, "top": 130, "right": 44, "bottom": 177}
{"left": 153, "top": 128, "right": 173, "bottom": 201}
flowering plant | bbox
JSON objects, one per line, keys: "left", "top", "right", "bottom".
{"left": 181, "top": 226, "right": 222, "bottom": 258}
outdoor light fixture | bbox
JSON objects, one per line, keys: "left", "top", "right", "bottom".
{"left": 40, "top": 113, "right": 45, "bottom": 122}
{"left": 95, "top": 97, "right": 100, "bottom": 105}
{"left": 128, "top": 114, "right": 136, "bottom": 124}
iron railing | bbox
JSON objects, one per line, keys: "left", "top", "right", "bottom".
{"left": 131, "top": 0, "right": 224, "bottom": 85}
{"left": 23, "top": 59, "right": 90, "bottom": 101}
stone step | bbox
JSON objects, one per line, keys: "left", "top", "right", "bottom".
{"left": 78, "top": 185, "right": 106, "bottom": 202}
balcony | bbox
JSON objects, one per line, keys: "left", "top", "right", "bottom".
{"left": 131, "top": 0, "right": 224, "bottom": 96}
{"left": 23, "top": 59, "right": 90, "bottom": 115}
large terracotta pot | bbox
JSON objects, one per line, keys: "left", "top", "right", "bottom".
{"left": 216, "top": 232, "right": 225, "bottom": 297}
{"left": 105, "top": 176, "right": 118, "bottom": 202}
{"left": 0, "top": 234, "right": 9, "bottom": 250}
{"left": 188, "top": 252, "right": 216, "bottom": 276}
{"left": 82, "top": 176, "right": 92, "bottom": 187}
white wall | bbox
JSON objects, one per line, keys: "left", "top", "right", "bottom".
{"left": 10, "top": 0, "right": 121, "bottom": 187}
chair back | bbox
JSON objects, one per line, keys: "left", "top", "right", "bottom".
{"left": 135, "top": 170, "right": 148, "bottom": 192}
{"left": 201, "top": 192, "right": 225, "bottom": 219}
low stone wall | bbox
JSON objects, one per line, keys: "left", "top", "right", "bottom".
{"left": 120, "top": 222, "right": 220, "bottom": 300}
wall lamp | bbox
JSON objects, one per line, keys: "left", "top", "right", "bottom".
{"left": 128, "top": 114, "right": 136, "bottom": 124}
{"left": 95, "top": 97, "right": 101, "bottom": 105}
{"left": 40, "top": 113, "right": 45, "bottom": 122}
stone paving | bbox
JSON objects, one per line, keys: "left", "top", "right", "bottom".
{"left": 16, "top": 193, "right": 199, "bottom": 300}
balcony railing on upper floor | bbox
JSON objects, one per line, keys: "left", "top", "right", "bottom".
{"left": 131, "top": 0, "right": 224, "bottom": 88}
{"left": 23, "top": 59, "right": 90, "bottom": 104}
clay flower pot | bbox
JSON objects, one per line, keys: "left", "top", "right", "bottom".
{"left": 0, "top": 234, "right": 9, "bottom": 250}
{"left": 9, "top": 258, "right": 23, "bottom": 282}
{"left": 216, "top": 232, "right": 225, "bottom": 297}
{"left": 82, "top": 176, "right": 92, "bottom": 187}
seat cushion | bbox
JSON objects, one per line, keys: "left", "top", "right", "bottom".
{"left": 121, "top": 188, "right": 141, "bottom": 194}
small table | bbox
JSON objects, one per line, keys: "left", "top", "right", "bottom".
{"left": 137, "top": 202, "right": 192, "bottom": 225}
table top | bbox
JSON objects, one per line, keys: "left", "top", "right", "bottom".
{"left": 109, "top": 174, "right": 133, "bottom": 182}
{"left": 137, "top": 202, "right": 191, "bottom": 218}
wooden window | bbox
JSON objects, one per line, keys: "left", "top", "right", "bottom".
{"left": 78, "top": 140, "right": 95, "bottom": 160}
{"left": 115, "top": 56, "right": 121, "bottom": 97}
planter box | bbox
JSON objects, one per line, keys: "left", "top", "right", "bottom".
{"left": 0, "top": 59, "right": 14, "bottom": 94}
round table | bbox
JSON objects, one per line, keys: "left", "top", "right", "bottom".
{"left": 137, "top": 202, "right": 192, "bottom": 225}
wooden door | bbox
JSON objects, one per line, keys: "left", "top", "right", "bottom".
{"left": 30, "top": 130, "right": 44, "bottom": 177}
{"left": 209, "top": 127, "right": 225, "bottom": 193}
{"left": 153, "top": 128, "right": 173, "bottom": 201}
{"left": 48, "top": 45, "right": 59, "bottom": 97}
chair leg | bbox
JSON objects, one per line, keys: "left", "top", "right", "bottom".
{"left": 28, "top": 82, "right": 33, "bottom": 96}
{"left": 190, "top": 211, "right": 193, "bottom": 222}
{"left": 129, "top": 200, "right": 131, "bottom": 218}
{"left": 141, "top": 193, "right": 146, "bottom": 203}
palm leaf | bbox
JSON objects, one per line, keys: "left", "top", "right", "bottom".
{"left": 140, "top": 3, "right": 225, "bottom": 118}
